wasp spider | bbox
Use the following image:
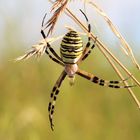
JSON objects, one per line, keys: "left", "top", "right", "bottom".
{"left": 41, "top": 10, "right": 134, "bottom": 131}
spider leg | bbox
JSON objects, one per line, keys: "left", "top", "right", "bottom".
{"left": 41, "top": 13, "right": 63, "bottom": 62}
{"left": 76, "top": 69, "right": 135, "bottom": 88}
{"left": 78, "top": 9, "right": 96, "bottom": 62}
{"left": 81, "top": 37, "right": 97, "bottom": 61}
{"left": 45, "top": 48, "right": 64, "bottom": 66}
{"left": 48, "top": 70, "right": 67, "bottom": 131}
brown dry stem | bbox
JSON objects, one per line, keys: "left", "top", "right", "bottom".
{"left": 46, "top": 0, "right": 69, "bottom": 36}
{"left": 89, "top": 1, "right": 140, "bottom": 70}
{"left": 48, "top": 1, "right": 140, "bottom": 69}
{"left": 65, "top": 8, "right": 140, "bottom": 109}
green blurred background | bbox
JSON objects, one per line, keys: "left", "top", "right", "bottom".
{"left": 0, "top": 0, "right": 140, "bottom": 140}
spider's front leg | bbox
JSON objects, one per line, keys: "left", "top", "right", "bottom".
{"left": 76, "top": 69, "right": 135, "bottom": 89}
{"left": 44, "top": 47, "right": 64, "bottom": 66}
{"left": 48, "top": 70, "right": 67, "bottom": 131}
{"left": 41, "top": 13, "right": 63, "bottom": 64}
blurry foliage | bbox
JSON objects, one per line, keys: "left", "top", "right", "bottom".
{"left": 0, "top": 45, "right": 140, "bottom": 140}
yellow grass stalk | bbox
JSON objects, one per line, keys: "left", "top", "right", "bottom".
{"left": 89, "top": 1, "right": 140, "bottom": 70}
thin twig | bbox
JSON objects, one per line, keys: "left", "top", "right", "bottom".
{"left": 89, "top": 1, "right": 140, "bottom": 70}
{"left": 97, "top": 46, "right": 140, "bottom": 109}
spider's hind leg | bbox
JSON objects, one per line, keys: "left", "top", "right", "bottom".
{"left": 48, "top": 70, "right": 67, "bottom": 131}
{"left": 76, "top": 69, "right": 135, "bottom": 89}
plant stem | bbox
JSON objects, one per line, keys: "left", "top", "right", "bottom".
{"left": 65, "top": 8, "right": 140, "bottom": 109}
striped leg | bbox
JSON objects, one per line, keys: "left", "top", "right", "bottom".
{"left": 76, "top": 69, "right": 135, "bottom": 88}
{"left": 41, "top": 13, "right": 62, "bottom": 62}
{"left": 79, "top": 10, "right": 96, "bottom": 62}
{"left": 48, "top": 70, "right": 67, "bottom": 131}
{"left": 45, "top": 48, "right": 64, "bottom": 66}
{"left": 81, "top": 37, "right": 97, "bottom": 61}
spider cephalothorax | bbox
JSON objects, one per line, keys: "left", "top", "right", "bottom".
{"left": 40, "top": 10, "right": 135, "bottom": 131}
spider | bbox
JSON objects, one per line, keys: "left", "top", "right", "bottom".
{"left": 40, "top": 10, "right": 134, "bottom": 131}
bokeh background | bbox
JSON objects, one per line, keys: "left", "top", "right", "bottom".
{"left": 0, "top": 0, "right": 140, "bottom": 140}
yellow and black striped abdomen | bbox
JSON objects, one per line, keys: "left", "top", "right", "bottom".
{"left": 60, "top": 30, "right": 83, "bottom": 64}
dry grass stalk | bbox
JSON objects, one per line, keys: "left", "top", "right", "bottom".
{"left": 50, "top": 0, "right": 68, "bottom": 11}
{"left": 98, "top": 45, "right": 140, "bottom": 109}
{"left": 47, "top": 0, "right": 88, "bottom": 36}
{"left": 89, "top": 1, "right": 140, "bottom": 70}
{"left": 65, "top": 8, "right": 140, "bottom": 109}
{"left": 15, "top": 35, "right": 63, "bottom": 61}
{"left": 46, "top": 0, "right": 69, "bottom": 36}
{"left": 48, "top": 1, "right": 140, "bottom": 69}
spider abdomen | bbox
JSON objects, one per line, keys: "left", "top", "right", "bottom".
{"left": 60, "top": 30, "right": 83, "bottom": 64}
